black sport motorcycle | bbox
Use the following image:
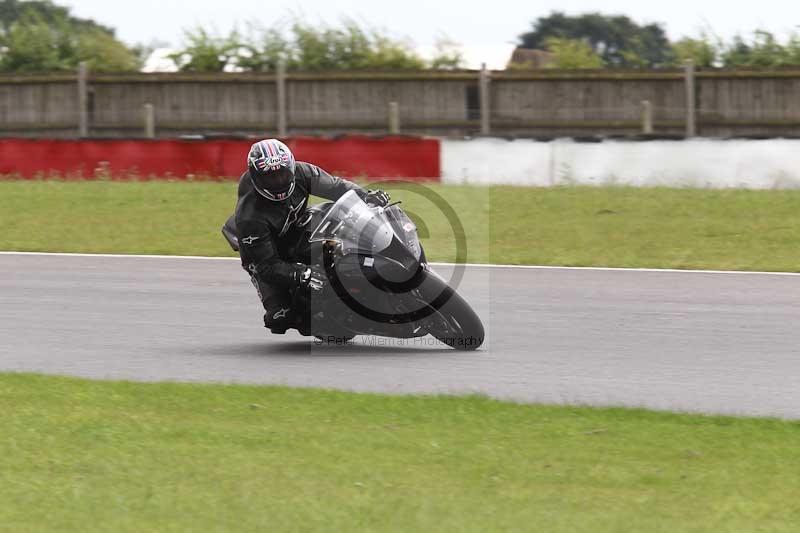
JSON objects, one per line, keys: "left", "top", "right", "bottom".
{"left": 222, "top": 190, "right": 484, "bottom": 350}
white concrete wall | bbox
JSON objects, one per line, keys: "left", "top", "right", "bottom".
{"left": 441, "top": 138, "right": 800, "bottom": 189}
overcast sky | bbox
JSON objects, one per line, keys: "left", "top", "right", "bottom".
{"left": 61, "top": 0, "right": 800, "bottom": 68}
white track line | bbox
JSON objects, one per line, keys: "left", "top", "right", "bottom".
{"left": 1, "top": 250, "right": 799, "bottom": 277}
{"left": 0, "top": 251, "right": 238, "bottom": 261}
{"left": 432, "top": 262, "right": 800, "bottom": 277}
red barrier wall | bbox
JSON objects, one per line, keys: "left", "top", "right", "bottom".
{"left": 0, "top": 136, "right": 440, "bottom": 181}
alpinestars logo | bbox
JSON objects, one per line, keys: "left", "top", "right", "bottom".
{"left": 272, "top": 308, "right": 290, "bottom": 320}
{"left": 242, "top": 235, "right": 260, "bottom": 245}
{"left": 279, "top": 202, "right": 306, "bottom": 237}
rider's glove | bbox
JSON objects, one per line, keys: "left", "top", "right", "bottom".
{"left": 364, "top": 189, "right": 390, "bottom": 208}
{"left": 293, "top": 264, "right": 325, "bottom": 292}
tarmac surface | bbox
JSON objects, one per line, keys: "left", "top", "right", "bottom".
{"left": 2, "top": 252, "right": 799, "bottom": 418}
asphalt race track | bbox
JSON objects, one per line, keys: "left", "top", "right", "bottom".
{"left": 2, "top": 252, "right": 799, "bottom": 418}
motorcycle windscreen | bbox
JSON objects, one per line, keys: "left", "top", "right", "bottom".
{"left": 383, "top": 205, "right": 422, "bottom": 261}
{"left": 309, "top": 190, "right": 395, "bottom": 255}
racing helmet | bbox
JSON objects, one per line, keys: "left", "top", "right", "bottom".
{"left": 247, "top": 139, "right": 296, "bottom": 201}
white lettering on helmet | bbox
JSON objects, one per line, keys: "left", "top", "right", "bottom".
{"left": 266, "top": 155, "right": 285, "bottom": 170}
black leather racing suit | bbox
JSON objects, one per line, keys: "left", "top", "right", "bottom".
{"left": 234, "top": 162, "right": 367, "bottom": 330}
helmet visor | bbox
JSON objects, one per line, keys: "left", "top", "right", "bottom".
{"left": 251, "top": 166, "right": 295, "bottom": 201}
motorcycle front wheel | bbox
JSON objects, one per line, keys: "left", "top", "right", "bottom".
{"left": 414, "top": 271, "right": 484, "bottom": 351}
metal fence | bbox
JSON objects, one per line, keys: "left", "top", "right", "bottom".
{"left": 2, "top": 63, "right": 800, "bottom": 139}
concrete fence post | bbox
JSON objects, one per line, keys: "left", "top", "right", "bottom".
{"left": 276, "top": 60, "right": 288, "bottom": 137}
{"left": 479, "top": 63, "right": 491, "bottom": 135}
{"left": 143, "top": 103, "right": 155, "bottom": 139}
{"left": 77, "top": 62, "right": 89, "bottom": 138}
{"left": 641, "top": 100, "right": 653, "bottom": 134}
{"left": 684, "top": 59, "right": 697, "bottom": 137}
{"left": 388, "top": 101, "right": 400, "bottom": 134}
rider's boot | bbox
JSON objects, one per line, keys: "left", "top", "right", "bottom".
{"left": 264, "top": 306, "right": 292, "bottom": 334}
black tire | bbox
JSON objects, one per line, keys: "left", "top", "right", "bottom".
{"left": 416, "top": 271, "right": 484, "bottom": 351}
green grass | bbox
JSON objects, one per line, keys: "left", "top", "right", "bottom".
{"left": 2, "top": 373, "right": 799, "bottom": 532}
{"left": 2, "top": 180, "right": 800, "bottom": 270}
{"left": 491, "top": 185, "right": 800, "bottom": 272}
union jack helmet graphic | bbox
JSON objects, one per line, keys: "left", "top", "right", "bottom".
{"left": 247, "top": 139, "right": 297, "bottom": 202}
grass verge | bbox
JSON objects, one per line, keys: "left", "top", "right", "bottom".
{"left": 2, "top": 373, "right": 800, "bottom": 532}
{"left": 2, "top": 180, "right": 800, "bottom": 271}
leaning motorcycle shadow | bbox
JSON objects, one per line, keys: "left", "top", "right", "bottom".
{"left": 204, "top": 338, "right": 458, "bottom": 358}
{"left": 276, "top": 339, "right": 457, "bottom": 356}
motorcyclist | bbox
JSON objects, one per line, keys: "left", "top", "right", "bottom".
{"left": 234, "top": 138, "right": 390, "bottom": 334}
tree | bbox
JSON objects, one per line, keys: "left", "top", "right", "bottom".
{"left": 0, "top": 0, "right": 141, "bottom": 72}
{"left": 288, "top": 20, "right": 424, "bottom": 70}
{"left": 672, "top": 35, "right": 718, "bottom": 67}
{"left": 543, "top": 37, "right": 604, "bottom": 69}
{"left": 171, "top": 18, "right": 460, "bottom": 72}
{"left": 233, "top": 26, "right": 291, "bottom": 72}
{"left": 744, "top": 31, "right": 792, "bottom": 66}
{"left": 0, "top": 0, "right": 113, "bottom": 35}
{"left": 518, "top": 11, "right": 672, "bottom": 68}
{"left": 75, "top": 28, "right": 143, "bottom": 72}
{"left": 666, "top": 30, "right": 800, "bottom": 69}
{"left": 169, "top": 27, "right": 241, "bottom": 72}
{"left": 719, "top": 30, "right": 800, "bottom": 67}
{"left": 428, "top": 35, "right": 466, "bottom": 70}
{"left": 0, "top": 10, "right": 64, "bottom": 71}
